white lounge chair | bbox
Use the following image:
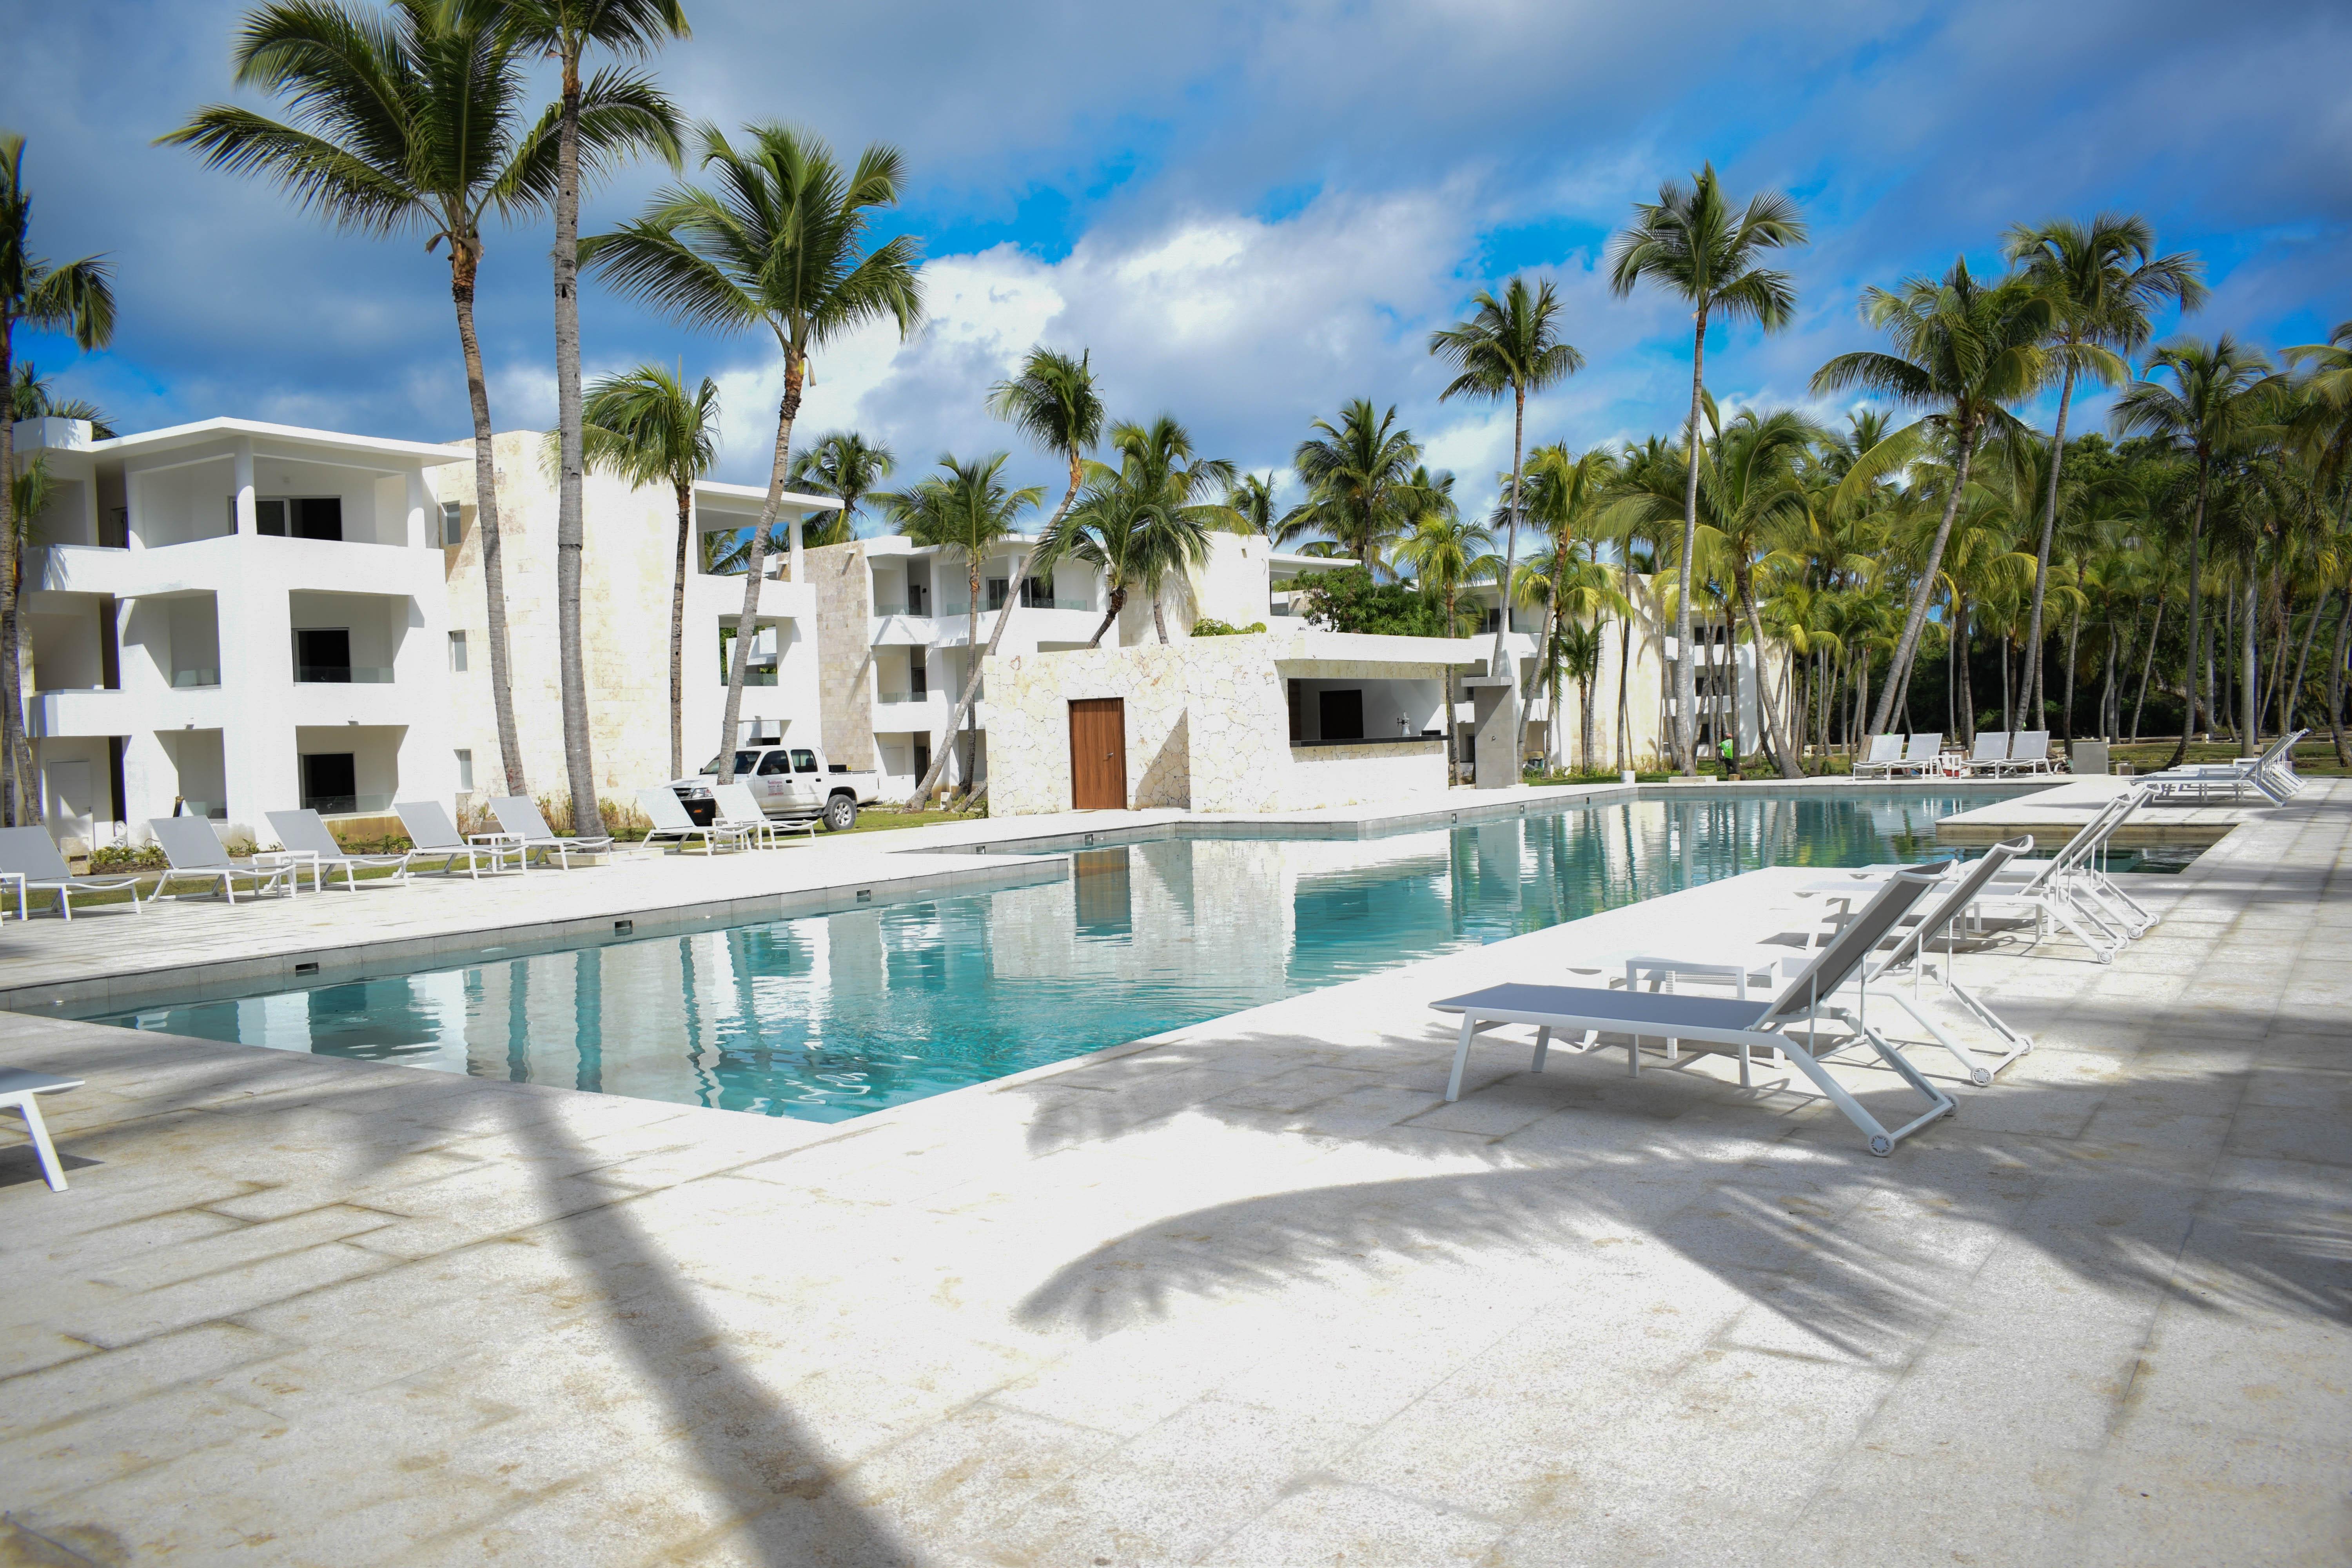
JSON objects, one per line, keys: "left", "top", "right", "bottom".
{"left": 712, "top": 782, "right": 817, "bottom": 849}
{"left": 0, "top": 827, "right": 146, "bottom": 920}
{"left": 1960, "top": 731, "right": 2009, "bottom": 776}
{"left": 489, "top": 795, "right": 614, "bottom": 869}
{"left": 1, "top": 1067, "right": 82, "bottom": 1192}
{"left": 2144, "top": 729, "right": 2305, "bottom": 804}
{"left": 393, "top": 800, "right": 521, "bottom": 877}
{"left": 1432, "top": 869, "right": 1957, "bottom": 1156}
{"left": 638, "top": 787, "right": 752, "bottom": 855}
{"left": 1613, "top": 837, "right": 2039, "bottom": 1087}
{"left": 1887, "top": 732, "right": 1945, "bottom": 777}
{"left": 1850, "top": 734, "right": 1905, "bottom": 780}
{"left": 147, "top": 818, "right": 298, "bottom": 905}
{"left": 264, "top": 809, "right": 414, "bottom": 892}
{"left": 1996, "top": 731, "right": 2052, "bottom": 776}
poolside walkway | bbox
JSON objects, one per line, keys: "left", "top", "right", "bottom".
{"left": 2, "top": 786, "right": 2346, "bottom": 1565}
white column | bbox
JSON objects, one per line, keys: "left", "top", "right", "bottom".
{"left": 404, "top": 468, "right": 431, "bottom": 549}
{"left": 216, "top": 581, "right": 298, "bottom": 840}
{"left": 232, "top": 438, "right": 257, "bottom": 536}
{"left": 788, "top": 508, "right": 804, "bottom": 584}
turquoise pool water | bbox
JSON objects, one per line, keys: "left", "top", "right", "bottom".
{"left": 86, "top": 791, "right": 2002, "bottom": 1123}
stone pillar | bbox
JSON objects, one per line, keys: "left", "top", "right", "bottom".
{"left": 1469, "top": 677, "right": 1519, "bottom": 789}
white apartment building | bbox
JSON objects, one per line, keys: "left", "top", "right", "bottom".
{"left": 9, "top": 415, "right": 840, "bottom": 849}
{"left": 809, "top": 532, "right": 1284, "bottom": 799}
{"left": 15, "top": 415, "right": 468, "bottom": 845}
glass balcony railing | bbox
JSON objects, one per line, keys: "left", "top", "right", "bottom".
{"left": 296, "top": 666, "right": 394, "bottom": 684}
{"left": 172, "top": 668, "right": 220, "bottom": 688}
{"left": 299, "top": 792, "right": 395, "bottom": 816}
{"left": 725, "top": 668, "right": 780, "bottom": 687}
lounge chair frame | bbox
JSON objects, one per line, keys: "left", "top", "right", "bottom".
{"left": 638, "top": 788, "right": 753, "bottom": 855}
{"left": 147, "top": 818, "right": 298, "bottom": 905}
{"left": 488, "top": 796, "right": 615, "bottom": 869}
{"left": 0, "top": 1067, "right": 82, "bottom": 1192}
{"left": 263, "top": 809, "right": 414, "bottom": 891}
{"left": 0, "top": 828, "right": 145, "bottom": 920}
{"left": 710, "top": 783, "right": 817, "bottom": 850}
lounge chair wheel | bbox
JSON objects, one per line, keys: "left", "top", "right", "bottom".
{"left": 1869, "top": 1134, "right": 1893, "bottom": 1157}
{"left": 1971, "top": 1067, "right": 1992, "bottom": 1087}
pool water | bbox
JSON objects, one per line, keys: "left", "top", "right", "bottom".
{"left": 87, "top": 791, "right": 2002, "bottom": 1123}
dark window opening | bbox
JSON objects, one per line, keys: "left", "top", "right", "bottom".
{"left": 908, "top": 661, "right": 927, "bottom": 697}
{"left": 1318, "top": 688, "right": 1364, "bottom": 741}
{"left": 294, "top": 627, "right": 352, "bottom": 683}
{"left": 987, "top": 577, "right": 1010, "bottom": 610}
{"left": 300, "top": 752, "right": 358, "bottom": 814}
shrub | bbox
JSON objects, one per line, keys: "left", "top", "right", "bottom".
{"left": 1190, "top": 617, "right": 1267, "bottom": 637}
{"left": 1291, "top": 566, "right": 1452, "bottom": 637}
{"left": 90, "top": 843, "right": 167, "bottom": 871}
{"left": 599, "top": 797, "right": 653, "bottom": 842}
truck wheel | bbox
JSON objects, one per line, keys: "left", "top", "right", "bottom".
{"left": 822, "top": 794, "right": 858, "bottom": 832}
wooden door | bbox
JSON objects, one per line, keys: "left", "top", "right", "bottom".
{"left": 1069, "top": 699, "right": 1128, "bottom": 809}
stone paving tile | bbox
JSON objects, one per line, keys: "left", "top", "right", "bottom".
{"left": 2, "top": 786, "right": 2348, "bottom": 1564}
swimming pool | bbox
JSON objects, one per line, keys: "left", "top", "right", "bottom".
{"left": 85, "top": 790, "right": 2004, "bottom": 1123}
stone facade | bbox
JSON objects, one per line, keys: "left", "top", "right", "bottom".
{"left": 985, "top": 630, "right": 1476, "bottom": 816}
{"left": 808, "top": 541, "right": 877, "bottom": 771}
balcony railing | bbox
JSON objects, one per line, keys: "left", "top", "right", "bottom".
{"left": 172, "top": 668, "right": 220, "bottom": 688}
{"left": 725, "top": 668, "right": 780, "bottom": 687}
{"left": 299, "top": 792, "right": 395, "bottom": 816}
{"left": 875, "top": 688, "right": 933, "bottom": 704}
{"left": 296, "top": 666, "right": 393, "bottom": 684}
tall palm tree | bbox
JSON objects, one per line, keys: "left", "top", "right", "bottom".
{"left": 788, "top": 430, "right": 895, "bottom": 546}
{"left": 2110, "top": 336, "right": 2279, "bottom": 765}
{"left": 1396, "top": 506, "right": 1495, "bottom": 780}
{"left": 1428, "top": 276, "right": 1585, "bottom": 687}
{"left": 165, "top": 1, "right": 672, "bottom": 800}
{"left": 477, "top": 0, "right": 685, "bottom": 834}
{"left": 1278, "top": 399, "right": 1425, "bottom": 571}
{"left": 1513, "top": 442, "right": 1615, "bottom": 766}
{"left": 572, "top": 363, "right": 716, "bottom": 781}
{"left": 1094, "top": 416, "right": 1238, "bottom": 642}
{"left": 1226, "top": 471, "right": 1278, "bottom": 537}
{"left": 878, "top": 453, "right": 1043, "bottom": 793}
{"left": 2003, "top": 213, "right": 2203, "bottom": 711}
{"left": 584, "top": 122, "right": 924, "bottom": 782}
{"left": 1607, "top": 163, "right": 1807, "bottom": 772}
{"left": 0, "top": 133, "right": 113, "bottom": 827}
{"left": 1812, "top": 259, "right": 2057, "bottom": 737}
{"left": 908, "top": 347, "right": 1103, "bottom": 804}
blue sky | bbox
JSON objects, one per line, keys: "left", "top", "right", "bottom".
{"left": 7, "top": 0, "right": 2350, "bottom": 532}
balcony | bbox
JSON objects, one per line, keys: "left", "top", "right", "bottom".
{"left": 295, "top": 665, "right": 394, "bottom": 684}
{"left": 299, "top": 791, "right": 396, "bottom": 816}
{"left": 172, "top": 668, "right": 221, "bottom": 688}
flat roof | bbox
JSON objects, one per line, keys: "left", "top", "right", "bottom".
{"left": 694, "top": 478, "right": 844, "bottom": 514}
{"left": 75, "top": 417, "right": 474, "bottom": 468}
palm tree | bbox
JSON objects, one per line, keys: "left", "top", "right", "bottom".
{"left": 1513, "top": 442, "right": 1615, "bottom": 766}
{"left": 1607, "top": 163, "right": 1807, "bottom": 772}
{"left": 2110, "top": 336, "right": 2279, "bottom": 765}
{"left": 878, "top": 454, "right": 1043, "bottom": 794}
{"left": 1811, "top": 259, "right": 2057, "bottom": 737}
{"left": 1396, "top": 507, "right": 1496, "bottom": 780}
{"left": 165, "top": 2, "right": 672, "bottom": 800}
{"left": 572, "top": 363, "right": 716, "bottom": 781}
{"left": 9, "top": 364, "right": 115, "bottom": 436}
{"left": 1226, "top": 471, "right": 1278, "bottom": 537}
{"left": 583, "top": 122, "right": 924, "bottom": 782}
{"left": 479, "top": 0, "right": 685, "bottom": 835}
{"left": 907, "top": 347, "right": 1104, "bottom": 805}
{"left": 1278, "top": 399, "right": 1425, "bottom": 570}
{"left": 0, "top": 134, "right": 113, "bottom": 826}
{"left": 789, "top": 431, "right": 895, "bottom": 546}
{"left": 1094, "top": 416, "right": 1237, "bottom": 642}
{"left": 2003, "top": 213, "right": 2203, "bottom": 711}
{"left": 1428, "top": 276, "right": 1585, "bottom": 689}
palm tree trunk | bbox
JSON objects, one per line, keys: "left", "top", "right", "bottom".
{"left": 452, "top": 245, "right": 526, "bottom": 797}
{"left": 2329, "top": 590, "right": 2352, "bottom": 766}
{"left": 2000, "top": 633, "right": 2013, "bottom": 735}
{"left": 551, "top": 49, "right": 597, "bottom": 836}
{"left": 1443, "top": 585, "right": 1460, "bottom": 780}
{"left": 1736, "top": 570, "right": 1800, "bottom": 777}
{"left": 2163, "top": 462, "right": 2212, "bottom": 768}
{"left": 1958, "top": 598, "right": 1975, "bottom": 744}
{"left": 1673, "top": 322, "right": 1706, "bottom": 774}
{"left": 2241, "top": 561, "right": 2258, "bottom": 748}
{"left": 1517, "top": 545, "right": 1564, "bottom": 764}
{"left": 2286, "top": 587, "right": 2327, "bottom": 734}
{"left": 916, "top": 448, "right": 1084, "bottom": 804}
{"left": 1085, "top": 586, "right": 1125, "bottom": 650}
{"left": 1493, "top": 384, "right": 1525, "bottom": 683}
{"left": 1151, "top": 586, "right": 1168, "bottom": 644}
{"left": 1870, "top": 414, "right": 1978, "bottom": 736}
{"left": 2130, "top": 597, "right": 2162, "bottom": 744}
{"left": 717, "top": 357, "right": 803, "bottom": 783}
{"left": 2021, "top": 358, "right": 2076, "bottom": 712}
{"left": 2062, "top": 605, "right": 2082, "bottom": 742}
{"left": 0, "top": 313, "right": 29, "bottom": 827}
{"left": 964, "top": 556, "right": 980, "bottom": 791}
{"left": 669, "top": 482, "right": 691, "bottom": 780}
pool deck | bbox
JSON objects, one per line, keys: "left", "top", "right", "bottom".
{"left": 1935, "top": 772, "right": 2259, "bottom": 848}
{"left": 4, "top": 782, "right": 2345, "bottom": 1565}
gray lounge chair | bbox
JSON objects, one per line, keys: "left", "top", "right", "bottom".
{"left": 1995, "top": 731, "right": 2052, "bottom": 776}
{"left": 712, "top": 782, "right": 816, "bottom": 849}
{"left": 637, "top": 787, "right": 751, "bottom": 855}
{"left": 1433, "top": 869, "right": 1956, "bottom": 1156}
{"left": 1886, "top": 732, "right": 1945, "bottom": 777}
{"left": 393, "top": 800, "right": 519, "bottom": 877}
{"left": 264, "top": 809, "right": 414, "bottom": 891}
{"left": 489, "top": 795, "right": 613, "bottom": 869}
{"left": 0, "top": 827, "right": 145, "bottom": 920}
{"left": 1850, "top": 734, "right": 1905, "bottom": 780}
{"left": 1960, "top": 731, "right": 2009, "bottom": 776}
{"left": 147, "top": 817, "right": 298, "bottom": 905}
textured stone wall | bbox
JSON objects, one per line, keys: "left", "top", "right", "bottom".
{"left": 984, "top": 641, "right": 1204, "bottom": 814}
{"left": 808, "top": 540, "right": 875, "bottom": 770}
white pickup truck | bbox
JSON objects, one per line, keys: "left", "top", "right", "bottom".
{"left": 669, "top": 744, "right": 882, "bottom": 832}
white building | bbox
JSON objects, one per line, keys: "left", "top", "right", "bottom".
{"left": 15, "top": 415, "right": 468, "bottom": 846}
{"left": 9, "top": 415, "right": 841, "bottom": 849}
{"left": 808, "top": 531, "right": 1283, "bottom": 800}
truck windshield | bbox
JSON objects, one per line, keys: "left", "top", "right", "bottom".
{"left": 699, "top": 751, "right": 760, "bottom": 777}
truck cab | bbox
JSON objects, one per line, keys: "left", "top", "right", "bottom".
{"left": 670, "top": 744, "right": 880, "bottom": 832}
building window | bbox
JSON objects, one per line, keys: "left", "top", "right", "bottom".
{"left": 908, "top": 659, "right": 927, "bottom": 697}
{"left": 987, "top": 577, "right": 1009, "bottom": 610}
{"left": 256, "top": 497, "right": 344, "bottom": 541}
{"left": 441, "top": 501, "right": 463, "bottom": 546}
{"left": 455, "top": 749, "right": 474, "bottom": 791}
{"left": 294, "top": 627, "right": 352, "bottom": 682}
{"left": 1020, "top": 576, "right": 1051, "bottom": 607}
{"left": 300, "top": 753, "right": 358, "bottom": 815}
{"left": 448, "top": 631, "right": 468, "bottom": 672}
